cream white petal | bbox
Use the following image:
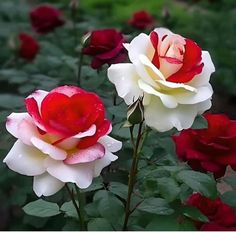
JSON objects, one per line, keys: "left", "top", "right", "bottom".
{"left": 108, "top": 63, "right": 143, "bottom": 105}
{"left": 144, "top": 96, "right": 198, "bottom": 132}
{"left": 3, "top": 140, "right": 47, "bottom": 176}
{"left": 138, "top": 79, "right": 178, "bottom": 108}
{"left": 197, "top": 99, "right": 212, "bottom": 114}
{"left": 31, "top": 137, "right": 67, "bottom": 160}
{"left": 47, "top": 161, "right": 94, "bottom": 189}
{"left": 33, "top": 173, "right": 64, "bottom": 197}
{"left": 127, "top": 33, "right": 154, "bottom": 63}
{"left": 173, "top": 84, "right": 213, "bottom": 104}
{"left": 93, "top": 151, "right": 118, "bottom": 177}
{"left": 6, "top": 113, "right": 31, "bottom": 139}
{"left": 154, "top": 27, "right": 173, "bottom": 39}
{"left": 98, "top": 135, "right": 122, "bottom": 152}
{"left": 187, "top": 51, "right": 215, "bottom": 87}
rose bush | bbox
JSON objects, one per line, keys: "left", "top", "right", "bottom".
{"left": 108, "top": 27, "right": 215, "bottom": 132}
{"left": 30, "top": 5, "right": 64, "bottom": 34}
{"left": 173, "top": 113, "right": 236, "bottom": 178}
{"left": 3, "top": 86, "right": 122, "bottom": 197}
{"left": 128, "top": 10, "right": 154, "bottom": 30}
{"left": 187, "top": 193, "right": 236, "bottom": 231}
{"left": 18, "top": 33, "right": 40, "bottom": 60}
{"left": 83, "top": 29, "right": 127, "bottom": 69}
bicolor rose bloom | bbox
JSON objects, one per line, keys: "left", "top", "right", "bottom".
{"left": 83, "top": 29, "right": 127, "bottom": 69}
{"left": 108, "top": 28, "right": 215, "bottom": 132}
{"left": 3, "top": 86, "right": 122, "bottom": 197}
{"left": 128, "top": 10, "right": 155, "bottom": 30}
{"left": 173, "top": 113, "right": 236, "bottom": 178}
{"left": 30, "top": 5, "right": 64, "bottom": 34}
{"left": 19, "top": 33, "right": 40, "bottom": 60}
{"left": 187, "top": 193, "right": 236, "bottom": 231}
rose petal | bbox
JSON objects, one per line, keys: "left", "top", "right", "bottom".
{"left": 108, "top": 63, "right": 143, "bottom": 105}
{"left": 33, "top": 173, "right": 64, "bottom": 197}
{"left": 94, "top": 151, "right": 118, "bottom": 177}
{"left": 64, "top": 143, "right": 105, "bottom": 164}
{"left": 31, "top": 137, "right": 67, "bottom": 160}
{"left": 3, "top": 140, "right": 47, "bottom": 176}
{"left": 47, "top": 160, "right": 94, "bottom": 189}
{"left": 98, "top": 135, "right": 122, "bottom": 152}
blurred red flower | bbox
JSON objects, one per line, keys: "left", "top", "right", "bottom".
{"left": 187, "top": 193, "right": 236, "bottom": 231}
{"left": 173, "top": 113, "right": 236, "bottom": 178}
{"left": 128, "top": 10, "right": 154, "bottom": 30}
{"left": 83, "top": 29, "right": 126, "bottom": 69}
{"left": 19, "top": 33, "right": 39, "bottom": 60}
{"left": 30, "top": 5, "right": 64, "bottom": 34}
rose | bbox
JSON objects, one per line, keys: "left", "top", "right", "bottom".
{"left": 30, "top": 5, "right": 64, "bottom": 34}
{"left": 3, "top": 86, "right": 122, "bottom": 197}
{"left": 108, "top": 28, "right": 215, "bottom": 132}
{"left": 18, "top": 33, "right": 40, "bottom": 60}
{"left": 187, "top": 193, "right": 236, "bottom": 230}
{"left": 128, "top": 10, "right": 154, "bottom": 30}
{"left": 82, "top": 29, "right": 127, "bottom": 69}
{"left": 173, "top": 113, "right": 236, "bottom": 178}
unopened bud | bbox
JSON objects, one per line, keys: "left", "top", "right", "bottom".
{"left": 81, "top": 32, "right": 91, "bottom": 47}
{"left": 69, "top": 0, "right": 79, "bottom": 10}
{"left": 127, "top": 97, "right": 144, "bottom": 125}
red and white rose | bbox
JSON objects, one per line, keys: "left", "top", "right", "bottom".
{"left": 108, "top": 28, "right": 215, "bottom": 132}
{"left": 3, "top": 86, "right": 122, "bottom": 196}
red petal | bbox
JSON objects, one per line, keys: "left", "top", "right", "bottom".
{"left": 150, "top": 31, "right": 160, "bottom": 68}
{"left": 166, "top": 39, "right": 203, "bottom": 83}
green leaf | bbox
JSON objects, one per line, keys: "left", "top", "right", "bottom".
{"left": 23, "top": 199, "right": 61, "bottom": 217}
{"left": 108, "top": 182, "right": 128, "bottom": 200}
{"left": 93, "top": 190, "right": 124, "bottom": 226}
{"left": 157, "top": 177, "right": 180, "bottom": 202}
{"left": 61, "top": 201, "right": 78, "bottom": 219}
{"left": 88, "top": 218, "right": 113, "bottom": 231}
{"left": 191, "top": 115, "right": 208, "bottom": 129}
{"left": 182, "top": 206, "right": 209, "bottom": 222}
{"left": 221, "top": 191, "right": 236, "bottom": 209}
{"left": 223, "top": 176, "right": 236, "bottom": 189}
{"left": 137, "top": 197, "right": 174, "bottom": 215}
{"left": 146, "top": 215, "right": 179, "bottom": 231}
{"left": 176, "top": 170, "right": 217, "bottom": 199}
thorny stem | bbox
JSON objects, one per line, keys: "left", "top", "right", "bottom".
{"left": 65, "top": 184, "right": 86, "bottom": 231}
{"left": 123, "top": 122, "right": 143, "bottom": 230}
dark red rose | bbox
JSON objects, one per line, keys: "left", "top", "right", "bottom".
{"left": 82, "top": 29, "right": 126, "bottom": 69}
{"left": 173, "top": 113, "right": 236, "bottom": 178}
{"left": 30, "top": 5, "right": 64, "bottom": 34}
{"left": 187, "top": 193, "right": 236, "bottom": 231}
{"left": 128, "top": 10, "right": 155, "bottom": 30}
{"left": 18, "top": 33, "right": 39, "bottom": 60}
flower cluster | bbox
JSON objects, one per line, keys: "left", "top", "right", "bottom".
{"left": 4, "top": 86, "right": 121, "bottom": 196}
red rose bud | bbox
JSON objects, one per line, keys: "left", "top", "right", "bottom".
{"left": 173, "top": 113, "right": 236, "bottom": 178}
{"left": 128, "top": 10, "right": 155, "bottom": 30}
{"left": 30, "top": 5, "right": 64, "bottom": 34}
{"left": 18, "top": 33, "right": 40, "bottom": 60}
{"left": 82, "top": 29, "right": 127, "bottom": 69}
{"left": 187, "top": 193, "right": 236, "bottom": 230}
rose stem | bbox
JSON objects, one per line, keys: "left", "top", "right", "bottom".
{"left": 74, "top": 184, "right": 87, "bottom": 230}
{"left": 77, "top": 51, "right": 84, "bottom": 87}
{"left": 65, "top": 183, "right": 86, "bottom": 230}
{"left": 123, "top": 122, "right": 143, "bottom": 230}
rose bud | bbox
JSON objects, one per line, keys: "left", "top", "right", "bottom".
{"left": 82, "top": 29, "right": 127, "bottom": 69}
{"left": 30, "top": 4, "right": 65, "bottom": 34}
{"left": 18, "top": 33, "right": 40, "bottom": 60}
{"left": 127, "top": 97, "right": 144, "bottom": 125}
